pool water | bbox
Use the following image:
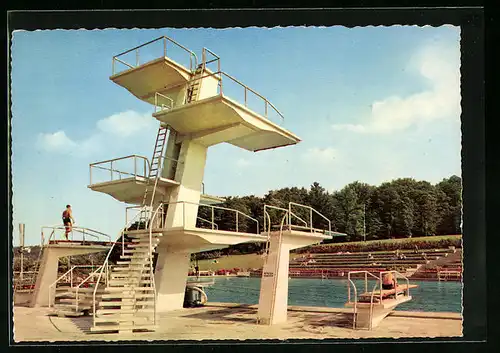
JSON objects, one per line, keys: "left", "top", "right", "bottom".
{"left": 202, "top": 277, "right": 462, "bottom": 313}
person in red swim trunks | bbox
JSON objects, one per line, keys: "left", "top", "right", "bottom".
{"left": 62, "top": 205, "right": 75, "bottom": 240}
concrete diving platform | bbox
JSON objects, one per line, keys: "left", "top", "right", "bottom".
{"left": 153, "top": 95, "right": 301, "bottom": 152}
{"left": 345, "top": 271, "right": 419, "bottom": 330}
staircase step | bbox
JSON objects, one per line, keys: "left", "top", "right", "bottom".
{"left": 105, "top": 286, "right": 154, "bottom": 292}
{"left": 90, "top": 324, "right": 157, "bottom": 333}
{"left": 54, "top": 303, "right": 91, "bottom": 310}
{"left": 93, "top": 315, "right": 153, "bottom": 323}
{"left": 96, "top": 308, "right": 154, "bottom": 315}
{"left": 116, "top": 260, "right": 151, "bottom": 265}
{"left": 101, "top": 293, "right": 155, "bottom": 299}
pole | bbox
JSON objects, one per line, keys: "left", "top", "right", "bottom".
{"left": 363, "top": 204, "right": 366, "bottom": 242}
{"left": 19, "top": 224, "right": 25, "bottom": 280}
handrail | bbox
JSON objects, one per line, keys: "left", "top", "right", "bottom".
{"left": 164, "top": 201, "right": 259, "bottom": 234}
{"left": 289, "top": 202, "right": 332, "bottom": 236}
{"left": 42, "top": 225, "right": 112, "bottom": 244}
{"left": 48, "top": 267, "right": 74, "bottom": 308}
{"left": 112, "top": 35, "right": 198, "bottom": 74}
{"left": 74, "top": 265, "right": 104, "bottom": 313}
{"left": 89, "top": 155, "right": 151, "bottom": 185}
{"left": 197, "top": 217, "right": 219, "bottom": 230}
{"left": 92, "top": 206, "right": 147, "bottom": 327}
{"left": 148, "top": 203, "right": 166, "bottom": 325}
{"left": 154, "top": 92, "right": 174, "bottom": 113}
{"left": 48, "top": 265, "right": 103, "bottom": 308}
{"left": 347, "top": 278, "right": 358, "bottom": 329}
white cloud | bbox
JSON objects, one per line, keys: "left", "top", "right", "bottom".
{"left": 37, "top": 130, "right": 77, "bottom": 153}
{"left": 236, "top": 158, "right": 251, "bottom": 168}
{"left": 97, "top": 110, "right": 156, "bottom": 137}
{"left": 332, "top": 40, "right": 460, "bottom": 134}
{"left": 301, "top": 147, "right": 338, "bottom": 164}
{"left": 37, "top": 111, "right": 156, "bottom": 157}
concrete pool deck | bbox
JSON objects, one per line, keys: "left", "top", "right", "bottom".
{"left": 13, "top": 302, "right": 462, "bottom": 342}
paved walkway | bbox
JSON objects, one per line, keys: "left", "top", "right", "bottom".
{"left": 13, "top": 303, "right": 462, "bottom": 342}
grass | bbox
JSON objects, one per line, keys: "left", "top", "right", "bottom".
{"left": 321, "top": 234, "right": 461, "bottom": 248}
{"left": 193, "top": 235, "right": 462, "bottom": 271}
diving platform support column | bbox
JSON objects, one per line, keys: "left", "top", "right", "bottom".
{"left": 154, "top": 139, "right": 208, "bottom": 312}
{"left": 32, "top": 245, "right": 109, "bottom": 307}
{"left": 257, "top": 230, "right": 328, "bottom": 325}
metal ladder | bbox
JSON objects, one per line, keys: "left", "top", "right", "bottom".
{"left": 140, "top": 125, "right": 169, "bottom": 218}
{"left": 185, "top": 64, "right": 204, "bottom": 104}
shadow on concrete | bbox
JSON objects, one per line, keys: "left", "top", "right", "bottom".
{"left": 181, "top": 305, "right": 258, "bottom": 323}
{"left": 301, "top": 312, "right": 354, "bottom": 329}
{"left": 69, "top": 315, "right": 94, "bottom": 333}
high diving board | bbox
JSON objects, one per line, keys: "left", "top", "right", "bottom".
{"left": 153, "top": 95, "right": 301, "bottom": 152}
{"left": 110, "top": 56, "right": 192, "bottom": 105}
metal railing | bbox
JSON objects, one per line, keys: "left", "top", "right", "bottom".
{"left": 289, "top": 202, "right": 332, "bottom": 236}
{"left": 346, "top": 270, "right": 411, "bottom": 330}
{"left": 89, "top": 155, "right": 150, "bottom": 185}
{"left": 89, "top": 154, "right": 180, "bottom": 185}
{"left": 153, "top": 70, "right": 285, "bottom": 125}
{"left": 346, "top": 271, "right": 381, "bottom": 330}
{"left": 48, "top": 265, "right": 104, "bottom": 308}
{"left": 112, "top": 35, "right": 198, "bottom": 75}
{"left": 197, "top": 217, "right": 219, "bottom": 230}
{"left": 41, "top": 225, "right": 111, "bottom": 244}
{"left": 154, "top": 92, "right": 175, "bottom": 113}
{"left": 202, "top": 47, "right": 221, "bottom": 74}
{"left": 92, "top": 206, "right": 148, "bottom": 328}
{"left": 163, "top": 201, "right": 259, "bottom": 234}
{"left": 74, "top": 265, "right": 105, "bottom": 313}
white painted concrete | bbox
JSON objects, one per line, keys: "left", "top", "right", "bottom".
{"left": 257, "top": 230, "right": 328, "bottom": 325}
{"left": 32, "top": 244, "right": 109, "bottom": 307}
{"left": 154, "top": 251, "right": 191, "bottom": 311}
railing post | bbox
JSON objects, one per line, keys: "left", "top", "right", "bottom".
{"left": 364, "top": 272, "right": 367, "bottom": 293}
{"left": 112, "top": 58, "right": 115, "bottom": 75}
{"left": 134, "top": 156, "right": 137, "bottom": 177}
{"left": 211, "top": 207, "right": 215, "bottom": 230}
{"left": 244, "top": 87, "right": 247, "bottom": 106}
{"left": 310, "top": 209, "right": 313, "bottom": 232}
{"left": 379, "top": 273, "right": 383, "bottom": 303}
{"left": 70, "top": 269, "right": 73, "bottom": 289}
{"left": 163, "top": 37, "right": 167, "bottom": 57}
{"left": 136, "top": 49, "right": 139, "bottom": 66}
{"left": 236, "top": 212, "right": 239, "bottom": 232}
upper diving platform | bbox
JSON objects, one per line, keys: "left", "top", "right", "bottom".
{"left": 109, "top": 36, "right": 301, "bottom": 152}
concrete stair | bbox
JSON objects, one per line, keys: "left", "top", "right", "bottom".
{"left": 91, "top": 231, "right": 160, "bottom": 334}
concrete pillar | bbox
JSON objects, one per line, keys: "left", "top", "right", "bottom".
{"left": 164, "top": 140, "right": 207, "bottom": 228}
{"left": 154, "top": 250, "right": 191, "bottom": 311}
{"left": 257, "top": 232, "right": 292, "bottom": 325}
{"left": 155, "top": 139, "right": 208, "bottom": 311}
{"left": 32, "top": 245, "right": 108, "bottom": 307}
{"left": 257, "top": 230, "right": 328, "bottom": 325}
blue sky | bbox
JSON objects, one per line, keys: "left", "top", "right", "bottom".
{"left": 11, "top": 26, "right": 461, "bottom": 246}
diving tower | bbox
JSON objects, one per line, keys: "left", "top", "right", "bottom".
{"left": 84, "top": 35, "right": 307, "bottom": 333}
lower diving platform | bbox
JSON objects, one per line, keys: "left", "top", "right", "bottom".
{"left": 345, "top": 271, "right": 419, "bottom": 330}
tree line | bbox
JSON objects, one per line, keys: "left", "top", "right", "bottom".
{"left": 194, "top": 175, "right": 462, "bottom": 256}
